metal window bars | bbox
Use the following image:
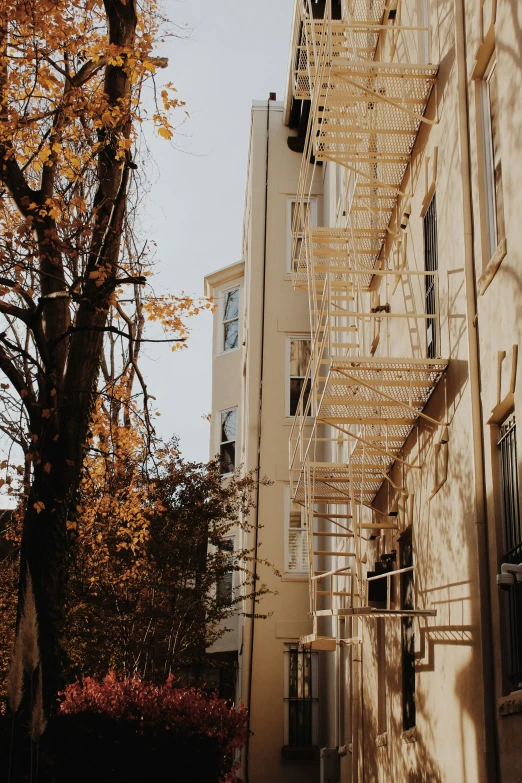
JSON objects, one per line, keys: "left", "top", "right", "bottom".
{"left": 498, "top": 417, "right": 522, "bottom": 690}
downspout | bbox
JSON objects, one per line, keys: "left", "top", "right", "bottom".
{"left": 244, "top": 94, "right": 271, "bottom": 783}
{"left": 453, "top": 2, "right": 499, "bottom": 780}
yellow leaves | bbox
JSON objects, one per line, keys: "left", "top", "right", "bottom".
{"left": 142, "top": 61, "right": 156, "bottom": 73}
{"left": 44, "top": 463, "right": 52, "bottom": 474}
{"left": 157, "top": 126, "right": 173, "bottom": 140}
{"left": 66, "top": 520, "right": 77, "bottom": 531}
{"left": 33, "top": 501, "right": 45, "bottom": 514}
{"left": 39, "top": 145, "right": 51, "bottom": 163}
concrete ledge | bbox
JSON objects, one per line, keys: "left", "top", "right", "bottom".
{"left": 376, "top": 732, "right": 388, "bottom": 748}
{"left": 498, "top": 690, "right": 522, "bottom": 717}
{"left": 401, "top": 727, "right": 417, "bottom": 744}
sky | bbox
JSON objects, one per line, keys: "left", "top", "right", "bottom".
{"left": 139, "top": 0, "right": 295, "bottom": 462}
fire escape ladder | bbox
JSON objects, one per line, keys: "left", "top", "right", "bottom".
{"left": 288, "top": 1, "right": 443, "bottom": 649}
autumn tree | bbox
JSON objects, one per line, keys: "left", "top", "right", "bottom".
{"left": 66, "top": 437, "right": 271, "bottom": 684}
{"left": 0, "top": 0, "right": 188, "bottom": 709}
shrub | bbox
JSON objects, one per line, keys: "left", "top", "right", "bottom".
{"left": 0, "top": 673, "right": 248, "bottom": 782}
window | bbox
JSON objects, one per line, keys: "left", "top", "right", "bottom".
{"left": 285, "top": 488, "right": 308, "bottom": 573}
{"left": 219, "top": 408, "right": 237, "bottom": 474}
{"left": 498, "top": 416, "right": 522, "bottom": 691}
{"left": 288, "top": 337, "right": 312, "bottom": 418}
{"left": 423, "top": 194, "right": 438, "bottom": 359}
{"left": 400, "top": 530, "right": 415, "bottom": 731}
{"left": 286, "top": 198, "right": 317, "bottom": 274}
{"left": 284, "top": 645, "right": 318, "bottom": 747}
{"left": 216, "top": 538, "right": 234, "bottom": 607}
{"left": 222, "top": 287, "right": 239, "bottom": 352}
{"left": 482, "top": 57, "right": 505, "bottom": 258}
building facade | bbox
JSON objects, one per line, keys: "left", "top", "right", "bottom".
{"left": 206, "top": 1, "right": 522, "bottom": 781}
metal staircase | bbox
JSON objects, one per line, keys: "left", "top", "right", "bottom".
{"left": 288, "top": 0, "right": 444, "bottom": 649}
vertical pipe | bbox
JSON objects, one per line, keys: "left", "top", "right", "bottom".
{"left": 453, "top": 1, "right": 499, "bottom": 779}
{"left": 244, "top": 94, "right": 272, "bottom": 783}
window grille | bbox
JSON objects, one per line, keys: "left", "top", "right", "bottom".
{"left": 498, "top": 417, "right": 522, "bottom": 690}
{"left": 219, "top": 409, "right": 237, "bottom": 474}
{"left": 423, "top": 194, "right": 438, "bottom": 359}
{"left": 284, "top": 645, "right": 318, "bottom": 747}
{"left": 222, "top": 288, "right": 239, "bottom": 352}
{"left": 288, "top": 337, "right": 312, "bottom": 417}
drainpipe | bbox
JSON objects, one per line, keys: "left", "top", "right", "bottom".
{"left": 453, "top": 2, "right": 499, "bottom": 780}
{"left": 244, "top": 93, "right": 272, "bottom": 783}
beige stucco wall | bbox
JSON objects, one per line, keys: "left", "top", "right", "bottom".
{"left": 292, "top": 2, "right": 522, "bottom": 782}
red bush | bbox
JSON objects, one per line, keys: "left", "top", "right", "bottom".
{"left": 59, "top": 672, "right": 249, "bottom": 781}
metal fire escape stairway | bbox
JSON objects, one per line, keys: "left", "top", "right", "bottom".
{"left": 288, "top": 0, "right": 444, "bottom": 649}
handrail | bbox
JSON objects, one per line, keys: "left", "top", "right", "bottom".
{"left": 365, "top": 565, "right": 415, "bottom": 611}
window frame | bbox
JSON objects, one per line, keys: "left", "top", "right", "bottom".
{"left": 423, "top": 193, "right": 438, "bottom": 360}
{"left": 481, "top": 55, "right": 505, "bottom": 260}
{"left": 284, "top": 485, "right": 309, "bottom": 575}
{"left": 218, "top": 407, "right": 237, "bottom": 476}
{"left": 283, "top": 644, "right": 319, "bottom": 747}
{"left": 286, "top": 197, "right": 318, "bottom": 275}
{"left": 221, "top": 285, "right": 240, "bottom": 354}
{"left": 286, "top": 335, "right": 313, "bottom": 420}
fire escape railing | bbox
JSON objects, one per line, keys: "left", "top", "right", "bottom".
{"left": 288, "top": 0, "right": 443, "bottom": 648}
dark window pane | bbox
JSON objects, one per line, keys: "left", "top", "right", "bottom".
{"left": 216, "top": 540, "right": 234, "bottom": 606}
{"left": 221, "top": 409, "right": 237, "bottom": 443}
{"left": 224, "top": 289, "right": 239, "bottom": 321}
{"left": 289, "top": 339, "right": 311, "bottom": 377}
{"left": 290, "top": 378, "right": 311, "bottom": 417}
{"left": 220, "top": 441, "right": 235, "bottom": 474}
{"left": 423, "top": 195, "right": 438, "bottom": 359}
{"left": 224, "top": 320, "right": 239, "bottom": 351}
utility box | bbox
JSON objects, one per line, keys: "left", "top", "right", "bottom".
{"left": 320, "top": 747, "right": 340, "bottom": 783}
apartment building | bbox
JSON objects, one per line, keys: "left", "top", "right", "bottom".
{"left": 204, "top": 98, "right": 324, "bottom": 783}
{"left": 206, "top": 1, "right": 522, "bottom": 780}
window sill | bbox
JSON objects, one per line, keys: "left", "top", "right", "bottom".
{"left": 281, "top": 746, "right": 320, "bottom": 764}
{"left": 498, "top": 689, "right": 522, "bottom": 718}
{"left": 281, "top": 573, "right": 308, "bottom": 582}
{"left": 478, "top": 237, "right": 507, "bottom": 296}
{"left": 401, "top": 727, "right": 417, "bottom": 744}
{"left": 283, "top": 417, "right": 314, "bottom": 427}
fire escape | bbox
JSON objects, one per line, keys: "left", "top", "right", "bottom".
{"left": 288, "top": 0, "right": 445, "bottom": 650}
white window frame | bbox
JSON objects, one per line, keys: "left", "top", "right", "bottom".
{"left": 218, "top": 407, "right": 237, "bottom": 476}
{"left": 286, "top": 197, "right": 318, "bottom": 275}
{"left": 286, "top": 335, "right": 313, "bottom": 419}
{"left": 284, "top": 486, "right": 309, "bottom": 575}
{"left": 482, "top": 55, "right": 504, "bottom": 259}
{"left": 283, "top": 644, "right": 319, "bottom": 746}
{"left": 216, "top": 536, "right": 235, "bottom": 607}
{"left": 221, "top": 285, "right": 240, "bottom": 354}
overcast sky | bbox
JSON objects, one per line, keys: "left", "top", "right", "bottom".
{"left": 139, "top": 0, "right": 294, "bottom": 462}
